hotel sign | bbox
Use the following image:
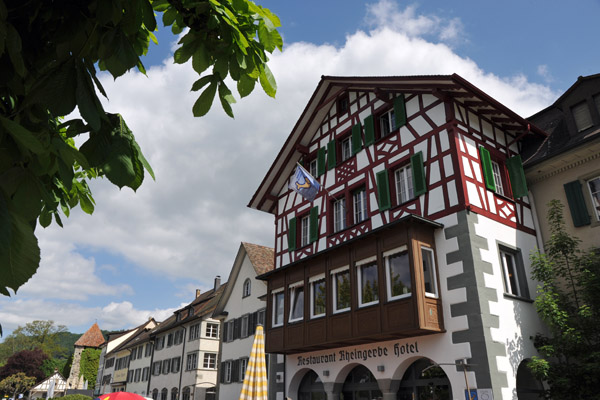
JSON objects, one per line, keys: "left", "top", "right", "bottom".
{"left": 297, "top": 341, "right": 420, "bottom": 366}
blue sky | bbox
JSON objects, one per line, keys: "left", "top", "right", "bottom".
{"left": 1, "top": 0, "right": 599, "bottom": 339}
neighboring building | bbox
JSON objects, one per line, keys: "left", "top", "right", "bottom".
{"left": 95, "top": 319, "right": 157, "bottom": 395}
{"left": 67, "top": 323, "right": 106, "bottom": 390}
{"left": 118, "top": 320, "right": 156, "bottom": 396}
{"left": 148, "top": 278, "right": 226, "bottom": 400}
{"left": 249, "top": 74, "right": 548, "bottom": 399}
{"left": 212, "top": 242, "right": 284, "bottom": 400}
{"left": 523, "top": 73, "right": 600, "bottom": 250}
{"left": 29, "top": 370, "right": 67, "bottom": 400}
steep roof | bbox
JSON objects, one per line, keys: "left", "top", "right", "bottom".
{"left": 212, "top": 242, "right": 274, "bottom": 318}
{"left": 523, "top": 73, "right": 600, "bottom": 167}
{"left": 242, "top": 242, "right": 274, "bottom": 276}
{"left": 248, "top": 74, "right": 546, "bottom": 214}
{"left": 74, "top": 322, "right": 105, "bottom": 348}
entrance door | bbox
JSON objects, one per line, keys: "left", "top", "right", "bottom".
{"left": 398, "top": 359, "right": 451, "bottom": 400}
{"left": 298, "top": 370, "right": 326, "bottom": 400}
{"left": 341, "top": 365, "right": 382, "bottom": 400}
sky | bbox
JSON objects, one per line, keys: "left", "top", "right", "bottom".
{"left": 1, "top": 0, "right": 599, "bottom": 339}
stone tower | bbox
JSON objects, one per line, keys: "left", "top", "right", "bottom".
{"left": 67, "top": 323, "right": 106, "bottom": 390}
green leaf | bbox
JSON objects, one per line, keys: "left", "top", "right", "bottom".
{"left": 76, "top": 63, "right": 104, "bottom": 132}
{"left": 237, "top": 74, "right": 255, "bottom": 98}
{"left": 0, "top": 116, "right": 45, "bottom": 154}
{"left": 162, "top": 7, "right": 178, "bottom": 26}
{"left": 31, "top": 59, "right": 77, "bottom": 116}
{"left": 79, "top": 193, "right": 95, "bottom": 214}
{"left": 6, "top": 23, "right": 25, "bottom": 77}
{"left": 258, "top": 22, "right": 283, "bottom": 52}
{"left": 192, "top": 45, "right": 211, "bottom": 74}
{"left": 103, "top": 29, "right": 140, "bottom": 78}
{"left": 0, "top": 198, "right": 40, "bottom": 296}
{"left": 218, "top": 82, "right": 236, "bottom": 118}
{"left": 57, "top": 159, "right": 74, "bottom": 191}
{"left": 258, "top": 64, "right": 276, "bottom": 98}
{"left": 192, "top": 82, "right": 218, "bottom": 117}
{"left": 11, "top": 171, "right": 42, "bottom": 222}
{"left": 213, "top": 57, "right": 229, "bottom": 79}
{"left": 39, "top": 206, "right": 52, "bottom": 228}
{"left": 191, "top": 75, "right": 213, "bottom": 92}
{"left": 132, "top": 140, "right": 155, "bottom": 181}
{"left": 174, "top": 39, "right": 196, "bottom": 64}
{"left": 141, "top": 0, "right": 157, "bottom": 31}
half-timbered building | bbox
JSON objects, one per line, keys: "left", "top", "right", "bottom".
{"left": 249, "top": 74, "right": 548, "bottom": 399}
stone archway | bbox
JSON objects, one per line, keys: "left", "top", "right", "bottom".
{"left": 516, "top": 359, "right": 544, "bottom": 399}
{"left": 340, "top": 365, "right": 382, "bottom": 400}
{"left": 397, "top": 358, "right": 451, "bottom": 400}
{"left": 298, "top": 370, "right": 327, "bottom": 400}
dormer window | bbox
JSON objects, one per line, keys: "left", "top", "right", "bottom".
{"left": 572, "top": 100, "right": 593, "bottom": 132}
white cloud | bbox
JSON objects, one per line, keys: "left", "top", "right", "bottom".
{"left": 537, "top": 64, "right": 554, "bottom": 83}
{"left": 1, "top": 0, "right": 559, "bottom": 337}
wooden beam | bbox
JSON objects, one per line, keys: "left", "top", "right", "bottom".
{"left": 463, "top": 100, "right": 487, "bottom": 108}
{"left": 295, "top": 144, "right": 310, "bottom": 154}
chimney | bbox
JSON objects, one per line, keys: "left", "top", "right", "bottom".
{"left": 195, "top": 289, "right": 201, "bottom": 298}
{"left": 214, "top": 275, "right": 221, "bottom": 291}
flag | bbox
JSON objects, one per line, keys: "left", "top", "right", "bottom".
{"left": 288, "top": 163, "right": 320, "bottom": 202}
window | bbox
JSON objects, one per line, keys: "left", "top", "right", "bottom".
{"left": 395, "top": 165, "right": 414, "bottom": 204}
{"left": 182, "top": 387, "right": 190, "bottom": 400}
{"left": 127, "top": 370, "right": 133, "bottom": 383}
{"left": 357, "top": 259, "right": 379, "bottom": 307}
{"left": 257, "top": 309, "right": 266, "bottom": 326}
{"left": 155, "top": 336, "right": 165, "bottom": 351}
{"left": 572, "top": 100, "right": 593, "bottom": 131}
{"left": 134, "top": 368, "right": 141, "bottom": 382}
{"left": 421, "top": 247, "right": 439, "bottom": 297}
{"left": 332, "top": 267, "right": 351, "bottom": 313}
{"left": 240, "top": 358, "right": 248, "bottom": 382}
{"left": 341, "top": 136, "right": 352, "bottom": 162}
{"left": 144, "top": 343, "right": 153, "bottom": 357}
{"left": 353, "top": 187, "right": 367, "bottom": 223}
{"left": 203, "top": 353, "right": 217, "bottom": 369}
{"left": 206, "top": 387, "right": 216, "bottom": 400}
{"left": 171, "top": 357, "right": 180, "bottom": 373}
{"left": 308, "top": 158, "right": 318, "bottom": 178}
{"left": 333, "top": 197, "right": 347, "bottom": 232}
{"left": 170, "top": 389, "right": 178, "bottom": 400}
{"left": 142, "top": 367, "right": 149, "bottom": 381}
{"left": 243, "top": 278, "right": 251, "bottom": 297}
{"left": 189, "top": 323, "right": 200, "bottom": 341}
{"left": 152, "top": 361, "right": 161, "bottom": 376}
{"left": 385, "top": 248, "right": 411, "bottom": 300}
{"left": 161, "top": 388, "right": 167, "bottom": 400}
{"left": 587, "top": 176, "right": 600, "bottom": 220}
{"left": 105, "top": 358, "right": 114, "bottom": 369}
{"left": 186, "top": 352, "right": 198, "bottom": 371}
{"left": 300, "top": 214, "right": 310, "bottom": 247}
{"left": 222, "top": 361, "right": 233, "bottom": 383}
{"left": 337, "top": 95, "right": 349, "bottom": 115}
{"left": 310, "top": 276, "right": 326, "bottom": 318}
{"left": 500, "top": 249, "right": 521, "bottom": 296}
{"left": 289, "top": 283, "right": 304, "bottom": 322}
{"left": 152, "top": 389, "right": 158, "bottom": 400}
{"left": 241, "top": 315, "right": 249, "bottom": 337}
{"left": 225, "top": 320, "right": 234, "bottom": 342}
{"left": 379, "top": 108, "right": 397, "bottom": 138}
{"left": 273, "top": 290, "right": 285, "bottom": 327}
{"left": 167, "top": 333, "right": 173, "bottom": 347}
{"left": 491, "top": 161, "right": 505, "bottom": 196}
{"left": 206, "top": 322, "right": 219, "bottom": 338}
{"left": 162, "top": 359, "right": 171, "bottom": 374}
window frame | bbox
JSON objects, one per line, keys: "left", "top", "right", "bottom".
{"left": 186, "top": 352, "right": 198, "bottom": 371}
{"left": 331, "top": 266, "right": 351, "bottom": 314}
{"left": 394, "top": 164, "right": 414, "bottom": 205}
{"left": 300, "top": 213, "right": 310, "bottom": 247}
{"left": 162, "top": 358, "right": 171, "bottom": 374}
{"left": 171, "top": 357, "right": 181, "bottom": 373}
{"left": 205, "top": 322, "right": 219, "bottom": 338}
{"left": 332, "top": 197, "right": 347, "bottom": 233}
{"left": 340, "top": 134, "right": 352, "bottom": 163}
{"left": 384, "top": 246, "right": 412, "bottom": 301}
{"left": 309, "top": 274, "right": 326, "bottom": 319}
{"left": 243, "top": 278, "right": 251, "bottom": 298}
{"left": 337, "top": 94, "right": 349, "bottom": 116}
{"left": 586, "top": 175, "right": 600, "bottom": 221}
{"left": 225, "top": 320, "right": 234, "bottom": 342}
{"left": 356, "top": 256, "right": 379, "bottom": 307}
{"left": 239, "top": 357, "right": 249, "bottom": 382}
{"left": 352, "top": 186, "right": 368, "bottom": 224}
{"left": 498, "top": 245, "right": 530, "bottom": 300}
{"left": 378, "top": 107, "right": 397, "bottom": 139}
{"left": 491, "top": 160, "right": 505, "bottom": 196}
{"left": 241, "top": 314, "right": 249, "bottom": 337}
{"left": 272, "top": 289, "right": 285, "bottom": 327}
{"left": 572, "top": 100, "right": 593, "bottom": 132}
{"left": 288, "top": 281, "right": 305, "bottom": 323}
{"left": 500, "top": 249, "right": 521, "bottom": 297}
{"left": 421, "top": 246, "right": 439, "bottom": 298}
{"left": 203, "top": 353, "right": 217, "bottom": 369}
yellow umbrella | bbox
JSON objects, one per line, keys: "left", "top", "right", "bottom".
{"left": 239, "top": 325, "right": 268, "bottom": 400}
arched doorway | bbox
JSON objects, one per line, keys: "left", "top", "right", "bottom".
{"left": 340, "top": 365, "right": 382, "bottom": 400}
{"left": 398, "top": 359, "right": 451, "bottom": 400}
{"left": 298, "top": 370, "right": 326, "bottom": 400}
{"left": 516, "top": 360, "right": 544, "bottom": 399}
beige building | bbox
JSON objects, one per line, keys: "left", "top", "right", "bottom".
{"left": 524, "top": 73, "right": 600, "bottom": 251}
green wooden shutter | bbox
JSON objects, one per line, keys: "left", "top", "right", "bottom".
{"left": 317, "top": 147, "right": 326, "bottom": 177}
{"left": 479, "top": 146, "right": 496, "bottom": 192}
{"left": 394, "top": 94, "right": 407, "bottom": 128}
{"left": 376, "top": 170, "right": 391, "bottom": 211}
{"left": 411, "top": 151, "right": 427, "bottom": 196}
{"left": 364, "top": 115, "right": 375, "bottom": 146}
{"left": 288, "top": 217, "right": 296, "bottom": 251}
{"left": 564, "top": 180, "right": 591, "bottom": 227}
{"left": 351, "top": 123, "right": 362, "bottom": 155}
{"left": 506, "top": 155, "right": 528, "bottom": 198}
{"left": 327, "top": 140, "right": 336, "bottom": 170}
{"left": 309, "top": 206, "right": 319, "bottom": 243}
